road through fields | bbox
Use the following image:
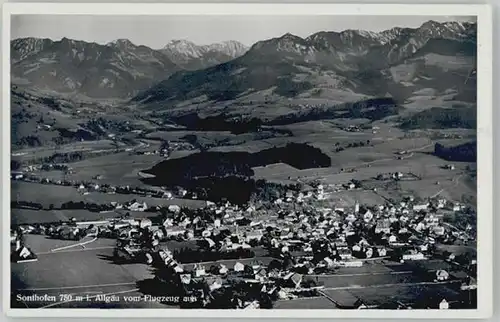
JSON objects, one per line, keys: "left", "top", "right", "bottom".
{"left": 49, "top": 237, "right": 98, "bottom": 252}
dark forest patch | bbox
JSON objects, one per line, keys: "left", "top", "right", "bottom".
{"left": 141, "top": 143, "right": 328, "bottom": 204}
{"left": 143, "top": 143, "right": 330, "bottom": 180}
{"left": 434, "top": 141, "right": 476, "bottom": 162}
{"left": 400, "top": 107, "right": 476, "bottom": 130}
{"left": 267, "top": 97, "right": 401, "bottom": 126}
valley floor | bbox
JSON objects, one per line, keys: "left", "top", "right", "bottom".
{"left": 10, "top": 116, "right": 477, "bottom": 310}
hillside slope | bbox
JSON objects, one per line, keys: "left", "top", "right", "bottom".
{"left": 134, "top": 21, "right": 476, "bottom": 107}
{"left": 11, "top": 38, "right": 181, "bottom": 98}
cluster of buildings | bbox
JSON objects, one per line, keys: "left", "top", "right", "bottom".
{"left": 11, "top": 165, "right": 477, "bottom": 308}
{"left": 100, "top": 218, "right": 326, "bottom": 308}
{"left": 134, "top": 141, "right": 196, "bottom": 157}
{"left": 103, "top": 184, "right": 476, "bottom": 308}
{"left": 13, "top": 163, "right": 73, "bottom": 174}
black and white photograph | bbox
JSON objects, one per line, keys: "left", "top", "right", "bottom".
{"left": 3, "top": 3, "right": 493, "bottom": 318}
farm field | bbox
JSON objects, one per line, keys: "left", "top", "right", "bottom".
{"left": 274, "top": 258, "right": 461, "bottom": 310}
{"left": 39, "top": 152, "right": 164, "bottom": 187}
{"left": 307, "top": 260, "right": 409, "bottom": 276}
{"left": 274, "top": 283, "right": 462, "bottom": 309}
{"left": 21, "top": 234, "right": 116, "bottom": 254}
{"left": 210, "top": 140, "right": 278, "bottom": 153}
{"left": 11, "top": 235, "right": 208, "bottom": 308}
{"left": 11, "top": 181, "right": 206, "bottom": 210}
{"left": 11, "top": 140, "right": 121, "bottom": 162}
{"left": 11, "top": 208, "right": 197, "bottom": 225}
{"left": 12, "top": 209, "right": 108, "bottom": 225}
{"left": 146, "top": 130, "right": 273, "bottom": 144}
{"left": 329, "top": 190, "right": 387, "bottom": 207}
{"left": 253, "top": 150, "right": 451, "bottom": 183}
{"left": 322, "top": 283, "right": 461, "bottom": 308}
{"left": 274, "top": 296, "right": 335, "bottom": 309}
{"left": 399, "top": 259, "right": 457, "bottom": 273}
{"left": 252, "top": 148, "right": 473, "bottom": 204}
{"left": 314, "top": 270, "right": 422, "bottom": 289}
{"left": 435, "top": 245, "right": 477, "bottom": 258}
{"left": 11, "top": 246, "right": 152, "bottom": 308}
{"left": 338, "top": 283, "right": 460, "bottom": 306}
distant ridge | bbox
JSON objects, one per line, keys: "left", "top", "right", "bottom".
{"left": 11, "top": 37, "right": 249, "bottom": 97}
{"left": 134, "top": 20, "right": 476, "bottom": 105}
{"left": 11, "top": 20, "right": 476, "bottom": 102}
{"left": 160, "top": 39, "right": 248, "bottom": 70}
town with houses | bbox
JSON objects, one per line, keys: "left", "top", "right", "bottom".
{"left": 9, "top": 14, "right": 480, "bottom": 311}
{"left": 10, "top": 159, "right": 477, "bottom": 310}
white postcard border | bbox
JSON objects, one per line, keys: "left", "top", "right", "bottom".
{"left": 2, "top": 2, "right": 493, "bottom": 319}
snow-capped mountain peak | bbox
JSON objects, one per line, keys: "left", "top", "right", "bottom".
{"left": 163, "top": 39, "right": 205, "bottom": 58}
{"left": 160, "top": 39, "right": 248, "bottom": 70}
{"left": 107, "top": 38, "right": 136, "bottom": 48}
{"left": 206, "top": 40, "right": 248, "bottom": 58}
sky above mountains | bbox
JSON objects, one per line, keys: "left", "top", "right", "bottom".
{"left": 11, "top": 15, "right": 476, "bottom": 48}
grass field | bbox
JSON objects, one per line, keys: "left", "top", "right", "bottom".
{"left": 251, "top": 144, "right": 474, "bottom": 205}
{"left": 275, "top": 258, "right": 461, "bottom": 309}
{"left": 12, "top": 246, "right": 151, "bottom": 308}
{"left": 12, "top": 237, "right": 144, "bottom": 287}
{"left": 253, "top": 149, "right": 446, "bottom": 183}
{"left": 347, "top": 283, "right": 461, "bottom": 306}
{"left": 315, "top": 271, "right": 422, "bottom": 289}
{"left": 12, "top": 209, "right": 105, "bottom": 225}
{"left": 11, "top": 181, "right": 207, "bottom": 211}
{"left": 11, "top": 236, "right": 201, "bottom": 308}
{"left": 23, "top": 235, "right": 116, "bottom": 254}
{"left": 399, "top": 259, "right": 457, "bottom": 273}
{"left": 146, "top": 130, "right": 232, "bottom": 141}
{"left": 274, "top": 296, "right": 334, "bottom": 309}
{"left": 210, "top": 140, "right": 277, "bottom": 153}
{"left": 311, "top": 261, "right": 397, "bottom": 275}
{"left": 43, "top": 152, "right": 163, "bottom": 187}
{"left": 322, "top": 283, "right": 460, "bottom": 308}
{"left": 252, "top": 163, "right": 301, "bottom": 179}
{"left": 12, "top": 140, "right": 121, "bottom": 162}
{"left": 275, "top": 282, "right": 462, "bottom": 309}
{"left": 12, "top": 181, "right": 128, "bottom": 206}
{"left": 329, "top": 190, "right": 387, "bottom": 207}
{"left": 11, "top": 208, "right": 194, "bottom": 225}
{"left": 436, "top": 244, "right": 477, "bottom": 257}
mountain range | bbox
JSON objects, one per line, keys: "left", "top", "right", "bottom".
{"left": 134, "top": 20, "right": 476, "bottom": 106}
{"left": 11, "top": 38, "right": 248, "bottom": 98}
{"left": 160, "top": 39, "right": 248, "bottom": 70}
{"left": 11, "top": 20, "right": 476, "bottom": 104}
